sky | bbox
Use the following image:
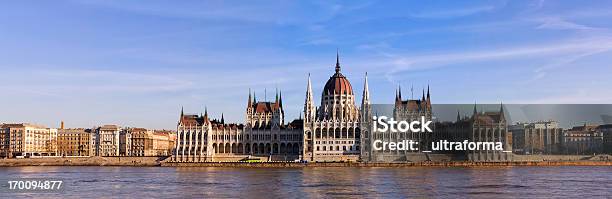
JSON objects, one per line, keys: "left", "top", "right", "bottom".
{"left": 1, "top": 0, "right": 612, "bottom": 129}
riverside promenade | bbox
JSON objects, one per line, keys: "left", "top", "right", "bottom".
{"left": 162, "top": 161, "right": 612, "bottom": 167}
{"left": 0, "top": 156, "right": 165, "bottom": 167}
{"left": 2, "top": 155, "right": 611, "bottom": 167}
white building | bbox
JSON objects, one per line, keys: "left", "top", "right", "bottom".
{"left": 173, "top": 90, "right": 303, "bottom": 162}
{"left": 302, "top": 53, "right": 371, "bottom": 162}
{"left": 96, "top": 125, "right": 121, "bottom": 156}
{"left": 0, "top": 123, "right": 58, "bottom": 158}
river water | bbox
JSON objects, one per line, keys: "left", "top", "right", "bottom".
{"left": 1, "top": 166, "right": 610, "bottom": 198}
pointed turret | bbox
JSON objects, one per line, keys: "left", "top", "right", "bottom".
{"left": 395, "top": 87, "right": 400, "bottom": 104}
{"left": 304, "top": 73, "right": 315, "bottom": 123}
{"left": 335, "top": 49, "right": 341, "bottom": 73}
{"left": 279, "top": 90, "right": 284, "bottom": 109}
{"left": 427, "top": 85, "right": 431, "bottom": 100}
{"left": 398, "top": 85, "right": 402, "bottom": 100}
{"left": 221, "top": 113, "right": 225, "bottom": 124}
{"left": 179, "top": 106, "right": 185, "bottom": 126}
{"left": 361, "top": 72, "right": 372, "bottom": 125}
{"left": 248, "top": 88, "right": 252, "bottom": 107}
{"left": 457, "top": 110, "right": 461, "bottom": 122}
{"left": 426, "top": 85, "right": 432, "bottom": 109}
{"left": 275, "top": 87, "right": 279, "bottom": 103}
{"left": 306, "top": 74, "right": 314, "bottom": 105}
{"left": 422, "top": 88, "right": 425, "bottom": 102}
{"left": 472, "top": 102, "right": 478, "bottom": 117}
{"left": 499, "top": 103, "right": 505, "bottom": 121}
{"left": 361, "top": 72, "right": 370, "bottom": 106}
{"left": 202, "top": 106, "right": 209, "bottom": 123}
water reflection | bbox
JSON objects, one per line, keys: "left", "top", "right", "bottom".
{"left": 0, "top": 166, "right": 610, "bottom": 198}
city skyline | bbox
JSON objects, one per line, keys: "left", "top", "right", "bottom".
{"left": 2, "top": 1, "right": 612, "bottom": 129}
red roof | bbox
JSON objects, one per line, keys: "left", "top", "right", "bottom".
{"left": 396, "top": 99, "right": 430, "bottom": 111}
{"left": 180, "top": 114, "right": 207, "bottom": 126}
{"left": 252, "top": 102, "right": 280, "bottom": 113}
{"left": 474, "top": 112, "right": 504, "bottom": 125}
{"left": 323, "top": 72, "right": 353, "bottom": 95}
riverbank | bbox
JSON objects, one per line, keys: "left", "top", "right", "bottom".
{"left": 1, "top": 156, "right": 611, "bottom": 167}
{"left": 162, "top": 161, "right": 612, "bottom": 167}
{"left": 0, "top": 156, "right": 165, "bottom": 167}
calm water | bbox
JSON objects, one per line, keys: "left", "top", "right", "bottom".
{"left": 0, "top": 166, "right": 610, "bottom": 198}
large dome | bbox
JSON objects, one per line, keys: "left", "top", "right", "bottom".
{"left": 322, "top": 53, "right": 353, "bottom": 95}
{"left": 323, "top": 72, "right": 353, "bottom": 95}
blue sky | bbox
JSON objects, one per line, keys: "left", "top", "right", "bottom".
{"left": 1, "top": 0, "right": 612, "bottom": 129}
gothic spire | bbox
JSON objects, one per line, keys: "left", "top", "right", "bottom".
{"left": 335, "top": 49, "right": 341, "bottom": 73}
{"left": 362, "top": 72, "right": 370, "bottom": 106}
{"left": 395, "top": 88, "right": 399, "bottom": 102}
{"left": 422, "top": 88, "right": 425, "bottom": 101}
{"left": 398, "top": 85, "right": 402, "bottom": 100}
{"left": 180, "top": 106, "right": 184, "bottom": 116}
{"left": 473, "top": 102, "right": 477, "bottom": 116}
{"left": 457, "top": 110, "right": 461, "bottom": 122}
{"left": 427, "top": 85, "right": 430, "bottom": 99}
{"left": 248, "top": 88, "right": 252, "bottom": 107}
{"left": 304, "top": 73, "right": 315, "bottom": 122}
{"left": 279, "top": 90, "right": 283, "bottom": 108}
{"left": 204, "top": 106, "right": 208, "bottom": 118}
{"left": 500, "top": 102, "right": 505, "bottom": 120}
{"left": 221, "top": 113, "right": 225, "bottom": 124}
{"left": 306, "top": 73, "right": 313, "bottom": 104}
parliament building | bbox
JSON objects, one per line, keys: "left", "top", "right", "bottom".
{"left": 302, "top": 54, "right": 371, "bottom": 162}
{"left": 172, "top": 53, "right": 512, "bottom": 163}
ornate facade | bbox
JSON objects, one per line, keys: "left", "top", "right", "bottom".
{"left": 362, "top": 86, "right": 434, "bottom": 162}
{"left": 173, "top": 90, "right": 303, "bottom": 162}
{"left": 171, "top": 53, "right": 520, "bottom": 163}
{"left": 302, "top": 53, "right": 370, "bottom": 162}
{"left": 469, "top": 105, "right": 512, "bottom": 162}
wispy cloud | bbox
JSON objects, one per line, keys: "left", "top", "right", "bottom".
{"left": 532, "top": 48, "right": 610, "bottom": 80}
{"left": 380, "top": 37, "right": 612, "bottom": 82}
{"left": 72, "top": 0, "right": 298, "bottom": 24}
{"left": 298, "top": 37, "right": 334, "bottom": 46}
{"left": 411, "top": 5, "right": 497, "bottom": 19}
{"left": 0, "top": 69, "right": 195, "bottom": 95}
{"left": 535, "top": 17, "right": 597, "bottom": 30}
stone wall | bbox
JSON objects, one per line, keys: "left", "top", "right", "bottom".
{"left": 0, "top": 156, "right": 166, "bottom": 166}
{"left": 512, "top": 154, "right": 609, "bottom": 161}
{"left": 162, "top": 161, "right": 612, "bottom": 167}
